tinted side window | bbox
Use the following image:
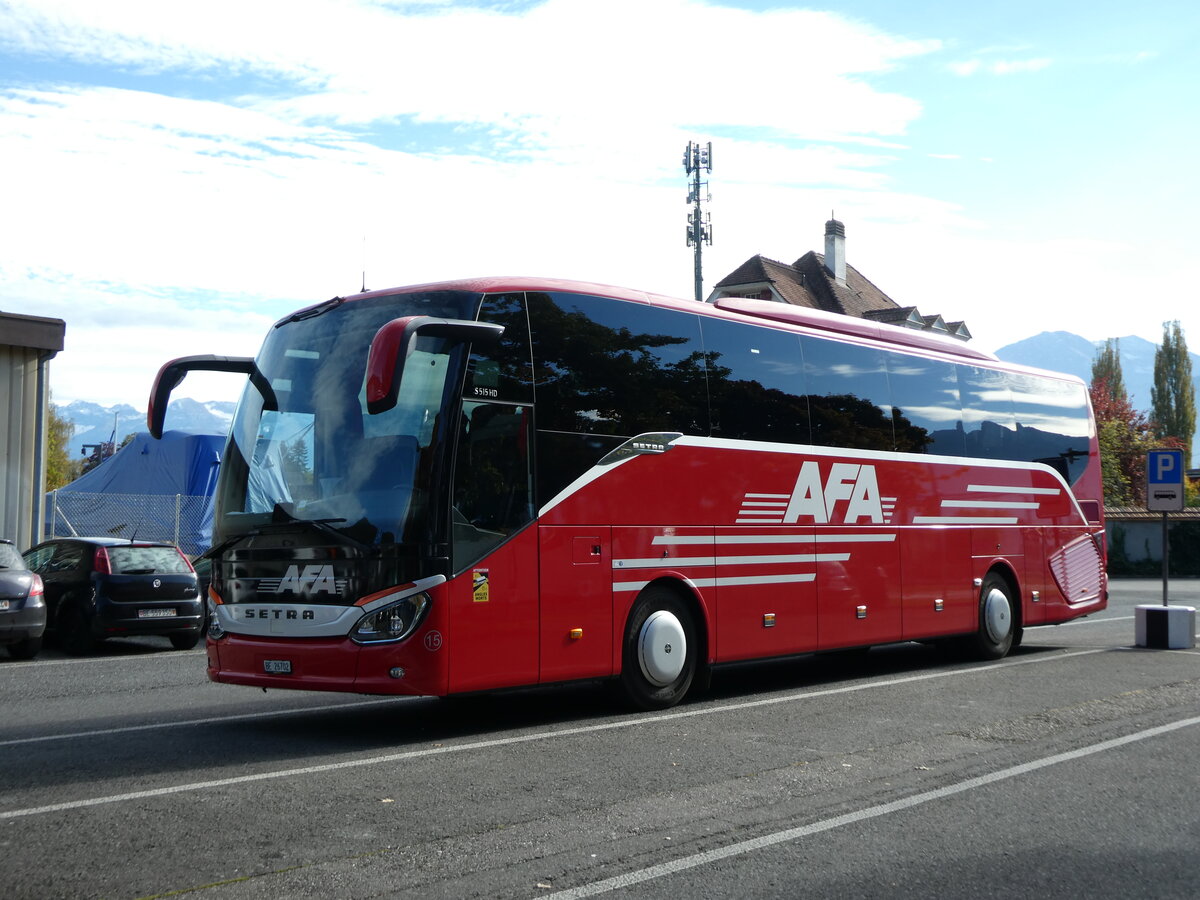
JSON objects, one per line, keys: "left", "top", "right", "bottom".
{"left": 24, "top": 546, "right": 54, "bottom": 572}
{"left": 1008, "top": 373, "right": 1091, "bottom": 483}
{"left": 701, "top": 317, "right": 809, "bottom": 444}
{"left": 802, "top": 337, "right": 895, "bottom": 451}
{"left": 49, "top": 543, "right": 86, "bottom": 573}
{"left": 529, "top": 292, "right": 708, "bottom": 437}
{"left": 886, "top": 353, "right": 963, "bottom": 456}
{"left": 465, "top": 292, "right": 534, "bottom": 405}
{"left": 452, "top": 402, "right": 534, "bottom": 569}
{"left": 959, "top": 365, "right": 1015, "bottom": 459}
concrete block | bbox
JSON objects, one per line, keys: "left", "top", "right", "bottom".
{"left": 1135, "top": 605, "right": 1196, "bottom": 649}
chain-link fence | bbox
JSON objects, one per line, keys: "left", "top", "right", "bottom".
{"left": 45, "top": 491, "right": 213, "bottom": 556}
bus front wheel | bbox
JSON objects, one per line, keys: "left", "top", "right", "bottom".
{"left": 620, "top": 586, "right": 696, "bottom": 711}
{"left": 967, "top": 573, "right": 1016, "bottom": 660}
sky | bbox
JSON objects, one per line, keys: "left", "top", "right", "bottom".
{"left": 2, "top": 0, "right": 1198, "bottom": 409}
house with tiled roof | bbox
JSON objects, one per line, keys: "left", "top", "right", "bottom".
{"left": 708, "top": 218, "right": 971, "bottom": 341}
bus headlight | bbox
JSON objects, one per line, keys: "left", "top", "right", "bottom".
{"left": 351, "top": 592, "right": 431, "bottom": 644}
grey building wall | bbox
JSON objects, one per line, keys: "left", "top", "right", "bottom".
{"left": 1, "top": 311, "right": 66, "bottom": 549}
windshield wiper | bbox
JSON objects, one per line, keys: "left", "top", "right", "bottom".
{"left": 270, "top": 503, "right": 375, "bottom": 554}
{"left": 277, "top": 296, "right": 345, "bottom": 326}
{"left": 200, "top": 528, "right": 260, "bottom": 562}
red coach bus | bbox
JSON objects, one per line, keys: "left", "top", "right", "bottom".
{"left": 149, "top": 276, "right": 1106, "bottom": 710}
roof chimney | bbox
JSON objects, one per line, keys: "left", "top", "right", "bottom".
{"left": 824, "top": 217, "right": 846, "bottom": 283}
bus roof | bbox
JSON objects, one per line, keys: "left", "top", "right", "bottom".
{"left": 349, "top": 275, "right": 1003, "bottom": 363}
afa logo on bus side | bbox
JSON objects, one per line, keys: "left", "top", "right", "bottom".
{"left": 779, "top": 461, "right": 887, "bottom": 524}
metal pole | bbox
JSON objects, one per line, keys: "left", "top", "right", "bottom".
{"left": 1162, "top": 511, "right": 1169, "bottom": 606}
{"left": 175, "top": 494, "right": 182, "bottom": 548}
{"left": 693, "top": 164, "right": 703, "bottom": 303}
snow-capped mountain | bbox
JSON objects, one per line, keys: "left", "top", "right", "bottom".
{"left": 994, "top": 331, "right": 1199, "bottom": 466}
{"left": 59, "top": 398, "right": 236, "bottom": 458}
{"left": 993, "top": 331, "right": 1173, "bottom": 409}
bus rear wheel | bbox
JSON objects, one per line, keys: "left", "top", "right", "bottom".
{"left": 967, "top": 573, "right": 1016, "bottom": 660}
{"left": 620, "top": 585, "right": 696, "bottom": 711}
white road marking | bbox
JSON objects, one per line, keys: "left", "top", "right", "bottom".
{"left": 0, "top": 697, "right": 416, "bottom": 748}
{"left": 543, "top": 713, "right": 1200, "bottom": 899}
{"left": 0, "top": 648, "right": 1104, "bottom": 820}
{"left": 0, "top": 650, "right": 206, "bottom": 671}
{"left": 1055, "top": 614, "right": 1134, "bottom": 627}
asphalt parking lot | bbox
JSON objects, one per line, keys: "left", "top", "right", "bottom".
{"left": 1, "top": 578, "right": 1197, "bottom": 899}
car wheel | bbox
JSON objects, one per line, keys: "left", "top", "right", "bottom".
{"left": 619, "top": 584, "right": 697, "bottom": 711}
{"left": 965, "top": 572, "right": 1016, "bottom": 660}
{"left": 6, "top": 635, "right": 43, "bottom": 660}
{"left": 60, "top": 602, "right": 97, "bottom": 656}
{"left": 169, "top": 632, "right": 201, "bottom": 651}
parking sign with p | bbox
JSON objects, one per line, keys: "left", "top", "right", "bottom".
{"left": 1147, "top": 449, "right": 1185, "bottom": 512}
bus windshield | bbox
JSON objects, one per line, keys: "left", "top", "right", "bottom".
{"left": 214, "top": 290, "right": 481, "bottom": 553}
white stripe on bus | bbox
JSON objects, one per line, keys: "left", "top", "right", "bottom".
{"left": 942, "top": 500, "right": 1040, "bottom": 510}
{"left": 967, "top": 484, "right": 1061, "bottom": 495}
{"left": 614, "top": 573, "right": 818, "bottom": 592}
{"left": 613, "top": 553, "right": 850, "bottom": 570}
{"left": 652, "top": 534, "right": 897, "bottom": 545}
{"left": 912, "top": 516, "right": 1020, "bottom": 525}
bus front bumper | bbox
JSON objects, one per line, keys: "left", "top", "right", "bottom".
{"left": 207, "top": 632, "right": 448, "bottom": 697}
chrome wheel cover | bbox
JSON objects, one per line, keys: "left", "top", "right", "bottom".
{"left": 638, "top": 610, "right": 687, "bottom": 687}
{"left": 983, "top": 587, "right": 1012, "bottom": 644}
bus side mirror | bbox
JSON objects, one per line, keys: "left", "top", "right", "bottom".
{"left": 148, "top": 355, "right": 277, "bottom": 439}
{"left": 365, "top": 317, "right": 504, "bottom": 415}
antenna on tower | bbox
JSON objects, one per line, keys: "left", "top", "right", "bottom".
{"left": 683, "top": 141, "right": 713, "bottom": 303}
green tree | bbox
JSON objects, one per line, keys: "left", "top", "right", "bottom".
{"left": 1091, "top": 338, "right": 1127, "bottom": 407}
{"left": 45, "top": 396, "right": 78, "bottom": 490}
{"left": 281, "top": 436, "right": 313, "bottom": 493}
{"left": 1150, "top": 320, "right": 1195, "bottom": 463}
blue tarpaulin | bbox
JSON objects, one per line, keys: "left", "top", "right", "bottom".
{"left": 45, "top": 431, "right": 225, "bottom": 553}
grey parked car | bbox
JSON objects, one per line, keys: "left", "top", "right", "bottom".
{"left": 0, "top": 539, "right": 47, "bottom": 659}
{"left": 24, "top": 537, "right": 204, "bottom": 654}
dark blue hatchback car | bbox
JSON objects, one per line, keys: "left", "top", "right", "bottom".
{"left": 24, "top": 537, "right": 203, "bottom": 654}
{"left": 0, "top": 539, "right": 46, "bottom": 659}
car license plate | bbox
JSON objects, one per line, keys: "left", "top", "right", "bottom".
{"left": 263, "top": 659, "right": 292, "bottom": 674}
{"left": 138, "top": 608, "right": 176, "bottom": 618}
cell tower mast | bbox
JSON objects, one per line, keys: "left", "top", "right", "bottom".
{"left": 683, "top": 141, "right": 712, "bottom": 303}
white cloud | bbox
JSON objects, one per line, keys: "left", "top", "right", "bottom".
{"left": 0, "top": 1, "right": 952, "bottom": 406}
{"left": 991, "top": 58, "right": 1052, "bottom": 75}
{"left": 949, "top": 57, "right": 1052, "bottom": 76}
{"left": 12, "top": 1, "right": 1187, "bottom": 414}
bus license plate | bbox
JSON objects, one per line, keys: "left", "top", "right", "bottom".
{"left": 138, "top": 608, "right": 176, "bottom": 618}
{"left": 263, "top": 659, "right": 292, "bottom": 674}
